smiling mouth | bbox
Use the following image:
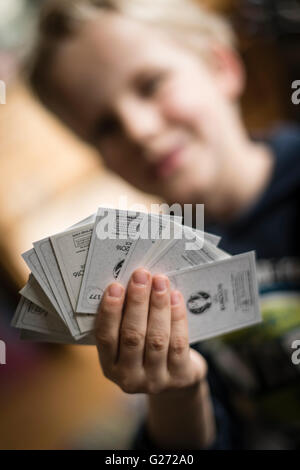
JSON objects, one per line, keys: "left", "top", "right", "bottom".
{"left": 152, "top": 146, "right": 185, "bottom": 180}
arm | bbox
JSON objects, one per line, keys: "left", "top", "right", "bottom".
{"left": 146, "top": 290, "right": 215, "bottom": 449}
{"left": 147, "top": 375, "right": 216, "bottom": 449}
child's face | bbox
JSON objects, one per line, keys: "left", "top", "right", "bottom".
{"left": 52, "top": 12, "right": 243, "bottom": 204}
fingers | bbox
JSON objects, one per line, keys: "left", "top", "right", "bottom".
{"left": 144, "top": 275, "right": 171, "bottom": 386}
{"left": 189, "top": 348, "right": 208, "bottom": 383}
{"left": 96, "top": 271, "right": 205, "bottom": 395}
{"left": 117, "top": 269, "right": 151, "bottom": 370}
{"left": 167, "top": 290, "right": 190, "bottom": 376}
{"left": 95, "top": 282, "right": 125, "bottom": 371}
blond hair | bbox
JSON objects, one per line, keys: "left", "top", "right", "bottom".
{"left": 28, "top": 0, "right": 235, "bottom": 112}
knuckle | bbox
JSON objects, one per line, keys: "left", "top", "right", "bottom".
{"left": 169, "top": 335, "right": 188, "bottom": 356}
{"left": 147, "top": 380, "right": 164, "bottom": 395}
{"left": 101, "top": 366, "right": 114, "bottom": 381}
{"left": 101, "top": 295, "right": 122, "bottom": 312}
{"left": 121, "top": 384, "right": 136, "bottom": 394}
{"left": 128, "top": 286, "right": 148, "bottom": 305}
{"left": 118, "top": 376, "right": 137, "bottom": 394}
{"left": 169, "top": 377, "right": 191, "bottom": 391}
{"left": 171, "top": 305, "right": 186, "bottom": 322}
{"left": 121, "top": 328, "right": 145, "bottom": 349}
{"left": 96, "top": 331, "right": 115, "bottom": 348}
{"left": 151, "top": 292, "right": 169, "bottom": 310}
{"left": 99, "top": 305, "right": 118, "bottom": 322}
{"left": 100, "top": 362, "right": 118, "bottom": 382}
{"left": 101, "top": 366, "right": 109, "bottom": 378}
{"left": 147, "top": 332, "right": 169, "bottom": 352}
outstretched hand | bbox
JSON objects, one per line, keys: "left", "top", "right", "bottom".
{"left": 95, "top": 268, "right": 207, "bottom": 395}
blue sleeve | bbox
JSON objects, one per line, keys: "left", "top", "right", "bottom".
{"left": 130, "top": 343, "right": 242, "bottom": 450}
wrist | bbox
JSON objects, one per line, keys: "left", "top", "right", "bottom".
{"left": 148, "top": 353, "right": 208, "bottom": 401}
{"left": 147, "top": 377, "right": 216, "bottom": 449}
{"left": 148, "top": 375, "right": 209, "bottom": 405}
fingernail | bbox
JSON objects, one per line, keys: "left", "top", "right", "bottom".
{"left": 108, "top": 284, "right": 123, "bottom": 298}
{"left": 171, "top": 290, "right": 181, "bottom": 306}
{"left": 153, "top": 276, "right": 167, "bottom": 292}
{"left": 133, "top": 269, "right": 149, "bottom": 286}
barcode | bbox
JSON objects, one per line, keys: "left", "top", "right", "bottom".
{"left": 231, "top": 270, "right": 253, "bottom": 311}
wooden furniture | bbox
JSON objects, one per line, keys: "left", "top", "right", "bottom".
{"left": 0, "top": 81, "right": 154, "bottom": 450}
{"left": 0, "top": 81, "right": 157, "bottom": 288}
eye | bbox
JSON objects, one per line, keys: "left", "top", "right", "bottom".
{"left": 138, "top": 73, "right": 166, "bottom": 98}
{"left": 92, "top": 114, "right": 121, "bottom": 141}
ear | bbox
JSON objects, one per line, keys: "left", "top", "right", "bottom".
{"left": 207, "top": 43, "right": 245, "bottom": 100}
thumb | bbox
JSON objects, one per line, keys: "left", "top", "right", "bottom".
{"left": 189, "top": 348, "right": 208, "bottom": 382}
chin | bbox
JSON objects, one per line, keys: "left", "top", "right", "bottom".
{"left": 157, "top": 178, "right": 203, "bottom": 206}
{"left": 144, "top": 161, "right": 210, "bottom": 204}
{"left": 176, "top": 166, "right": 217, "bottom": 204}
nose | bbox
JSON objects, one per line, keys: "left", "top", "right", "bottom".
{"left": 115, "top": 96, "right": 165, "bottom": 147}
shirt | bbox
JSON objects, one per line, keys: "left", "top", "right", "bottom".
{"left": 131, "top": 124, "right": 300, "bottom": 450}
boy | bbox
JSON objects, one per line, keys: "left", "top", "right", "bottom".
{"left": 28, "top": 0, "right": 300, "bottom": 448}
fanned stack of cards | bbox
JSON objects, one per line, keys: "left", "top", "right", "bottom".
{"left": 11, "top": 207, "right": 261, "bottom": 345}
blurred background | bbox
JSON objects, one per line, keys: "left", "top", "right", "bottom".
{"left": 0, "top": 0, "right": 299, "bottom": 449}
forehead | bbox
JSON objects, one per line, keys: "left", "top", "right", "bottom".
{"left": 53, "top": 12, "right": 183, "bottom": 117}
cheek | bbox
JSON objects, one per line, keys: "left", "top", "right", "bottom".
{"left": 160, "top": 79, "right": 209, "bottom": 132}
{"left": 160, "top": 71, "right": 221, "bottom": 133}
{"left": 98, "top": 141, "right": 124, "bottom": 172}
{"left": 98, "top": 140, "right": 142, "bottom": 176}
